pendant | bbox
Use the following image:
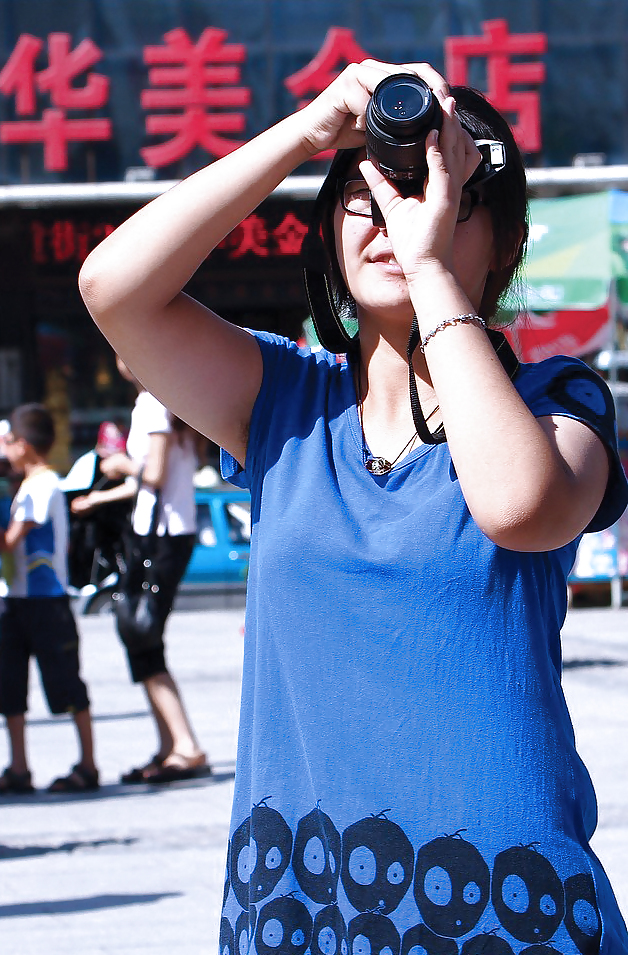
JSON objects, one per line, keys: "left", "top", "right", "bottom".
{"left": 365, "top": 456, "right": 392, "bottom": 476}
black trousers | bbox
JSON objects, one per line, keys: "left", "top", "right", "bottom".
{"left": 0, "top": 596, "right": 90, "bottom": 715}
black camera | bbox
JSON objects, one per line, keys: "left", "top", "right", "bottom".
{"left": 365, "top": 73, "right": 506, "bottom": 195}
{"left": 365, "top": 73, "right": 442, "bottom": 184}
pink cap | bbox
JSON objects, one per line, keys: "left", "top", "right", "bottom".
{"left": 96, "top": 421, "right": 127, "bottom": 456}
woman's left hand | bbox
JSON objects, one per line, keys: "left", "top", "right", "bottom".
{"left": 359, "top": 95, "right": 481, "bottom": 280}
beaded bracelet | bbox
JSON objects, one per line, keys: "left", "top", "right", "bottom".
{"left": 420, "top": 313, "right": 486, "bottom": 352}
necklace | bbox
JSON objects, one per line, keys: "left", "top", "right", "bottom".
{"left": 356, "top": 361, "right": 439, "bottom": 475}
{"left": 363, "top": 431, "right": 419, "bottom": 475}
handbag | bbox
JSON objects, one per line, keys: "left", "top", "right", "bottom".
{"left": 114, "top": 483, "right": 164, "bottom": 653}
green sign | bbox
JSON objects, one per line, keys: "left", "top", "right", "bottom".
{"left": 506, "top": 190, "right": 628, "bottom": 312}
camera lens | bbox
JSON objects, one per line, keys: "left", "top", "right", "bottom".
{"left": 376, "top": 80, "right": 429, "bottom": 125}
{"left": 365, "top": 73, "right": 442, "bottom": 182}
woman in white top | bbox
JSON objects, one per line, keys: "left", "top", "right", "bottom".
{"left": 72, "top": 357, "right": 208, "bottom": 784}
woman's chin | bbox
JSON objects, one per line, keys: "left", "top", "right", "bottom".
{"left": 351, "top": 272, "right": 412, "bottom": 311}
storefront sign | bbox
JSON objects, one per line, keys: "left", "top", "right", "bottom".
{"left": 29, "top": 207, "right": 311, "bottom": 268}
{"left": 445, "top": 19, "right": 546, "bottom": 153}
{"left": 0, "top": 17, "right": 547, "bottom": 178}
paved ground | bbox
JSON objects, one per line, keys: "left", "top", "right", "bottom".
{"left": 0, "top": 609, "right": 244, "bottom": 954}
{"left": 0, "top": 606, "right": 627, "bottom": 954}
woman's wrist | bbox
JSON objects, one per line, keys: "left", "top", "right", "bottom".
{"left": 420, "top": 314, "right": 486, "bottom": 352}
{"left": 280, "top": 107, "right": 330, "bottom": 160}
{"left": 406, "top": 261, "right": 477, "bottom": 332}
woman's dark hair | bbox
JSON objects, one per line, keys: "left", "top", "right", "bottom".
{"left": 10, "top": 403, "right": 55, "bottom": 455}
{"left": 452, "top": 86, "right": 528, "bottom": 321}
{"left": 302, "top": 85, "right": 528, "bottom": 350}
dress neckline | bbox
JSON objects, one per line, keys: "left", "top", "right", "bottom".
{"left": 341, "top": 361, "right": 436, "bottom": 480}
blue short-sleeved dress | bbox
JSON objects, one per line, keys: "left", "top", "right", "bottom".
{"left": 219, "top": 332, "right": 628, "bottom": 955}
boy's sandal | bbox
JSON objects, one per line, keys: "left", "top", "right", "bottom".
{"left": 120, "top": 754, "right": 164, "bottom": 785}
{"left": 144, "top": 752, "right": 211, "bottom": 784}
{"left": 47, "top": 763, "right": 100, "bottom": 794}
{"left": 0, "top": 766, "right": 35, "bottom": 794}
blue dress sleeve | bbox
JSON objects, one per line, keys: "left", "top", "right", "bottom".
{"left": 220, "top": 331, "right": 335, "bottom": 491}
{"left": 516, "top": 355, "right": 628, "bottom": 532}
{"left": 220, "top": 331, "right": 286, "bottom": 489}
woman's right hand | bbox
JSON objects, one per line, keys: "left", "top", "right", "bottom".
{"left": 298, "top": 59, "right": 449, "bottom": 156}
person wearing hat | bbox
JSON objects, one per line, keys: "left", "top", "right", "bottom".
{"left": 77, "top": 60, "right": 628, "bottom": 953}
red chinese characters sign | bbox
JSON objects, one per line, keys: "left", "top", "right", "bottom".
{"left": 0, "top": 20, "right": 547, "bottom": 174}
{"left": 285, "top": 27, "right": 369, "bottom": 162}
{"left": 141, "top": 27, "right": 251, "bottom": 167}
{"left": 217, "top": 211, "right": 309, "bottom": 258}
{"left": 445, "top": 19, "right": 546, "bottom": 152}
{"left": 0, "top": 33, "right": 112, "bottom": 171}
{"left": 30, "top": 209, "right": 310, "bottom": 266}
{"left": 31, "top": 217, "right": 116, "bottom": 265}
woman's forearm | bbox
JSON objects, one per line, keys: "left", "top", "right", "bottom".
{"left": 92, "top": 480, "right": 138, "bottom": 507}
{"left": 407, "top": 263, "right": 609, "bottom": 551}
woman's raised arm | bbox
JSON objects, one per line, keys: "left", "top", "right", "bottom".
{"left": 79, "top": 59, "right": 412, "bottom": 464}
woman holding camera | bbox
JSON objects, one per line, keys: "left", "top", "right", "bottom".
{"left": 78, "top": 60, "right": 628, "bottom": 954}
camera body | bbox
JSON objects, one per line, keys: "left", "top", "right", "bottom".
{"left": 365, "top": 73, "right": 506, "bottom": 195}
{"left": 365, "top": 73, "right": 442, "bottom": 186}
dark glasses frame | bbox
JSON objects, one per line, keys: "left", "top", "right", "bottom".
{"left": 339, "top": 181, "right": 485, "bottom": 224}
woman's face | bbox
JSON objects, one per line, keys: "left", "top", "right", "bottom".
{"left": 333, "top": 153, "right": 495, "bottom": 324}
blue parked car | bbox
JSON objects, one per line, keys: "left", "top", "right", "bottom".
{"left": 177, "top": 486, "right": 251, "bottom": 609}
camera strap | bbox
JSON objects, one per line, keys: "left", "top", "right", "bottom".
{"left": 303, "top": 252, "right": 359, "bottom": 355}
{"left": 406, "top": 314, "right": 520, "bottom": 445}
{"left": 406, "top": 316, "right": 444, "bottom": 444}
{"left": 302, "top": 149, "right": 361, "bottom": 355}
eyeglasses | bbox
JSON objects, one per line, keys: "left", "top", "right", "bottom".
{"left": 340, "top": 180, "right": 485, "bottom": 224}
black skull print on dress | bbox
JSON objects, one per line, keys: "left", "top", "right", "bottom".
{"left": 414, "top": 833, "right": 490, "bottom": 937}
{"left": 255, "top": 895, "right": 313, "bottom": 955}
{"left": 293, "top": 806, "right": 342, "bottom": 904}
{"left": 563, "top": 873, "right": 602, "bottom": 954}
{"left": 491, "top": 846, "right": 564, "bottom": 943}
{"left": 312, "top": 904, "right": 349, "bottom": 955}
{"left": 348, "top": 911, "right": 402, "bottom": 955}
{"left": 226, "top": 805, "right": 602, "bottom": 955}
{"left": 230, "top": 799, "right": 293, "bottom": 907}
{"left": 341, "top": 813, "right": 414, "bottom": 914}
